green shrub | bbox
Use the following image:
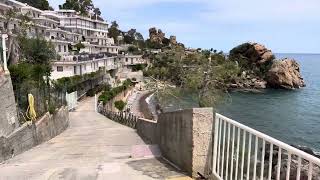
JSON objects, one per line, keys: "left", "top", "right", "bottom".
{"left": 86, "top": 83, "right": 111, "bottom": 97}
{"left": 48, "top": 104, "right": 56, "bottom": 115}
{"left": 98, "top": 80, "right": 133, "bottom": 105}
{"left": 114, "top": 100, "right": 126, "bottom": 111}
{"left": 131, "top": 64, "right": 145, "bottom": 72}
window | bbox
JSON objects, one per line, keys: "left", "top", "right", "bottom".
{"left": 126, "top": 58, "right": 128, "bottom": 62}
{"left": 57, "top": 66, "right": 63, "bottom": 72}
{"left": 64, "top": 45, "right": 67, "bottom": 52}
{"left": 58, "top": 45, "right": 61, "bottom": 52}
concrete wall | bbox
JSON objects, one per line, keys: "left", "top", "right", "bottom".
{"left": 0, "top": 106, "right": 69, "bottom": 163}
{"left": 0, "top": 74, "right": 18, "bottom": 136}
{"left": 136, "top": 108, "right": 214, "bottom": 178}
{"left": 136, "top": 118, "right": 158, "bottom": 144}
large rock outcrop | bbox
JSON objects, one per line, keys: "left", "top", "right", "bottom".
{"left": 266, "top": 58, "right": 305, "bottom": 89}
{"left": 149, "top": 27, "right": 165, "bottom": 45}
{"left": 169, "top": 35, "right": 177, "bottom": 45}
{"left": 229, "top": 42, "right": 275, "bottom": 65}
{"left": 229, "top": 42, "right": 305, "bottom": 90}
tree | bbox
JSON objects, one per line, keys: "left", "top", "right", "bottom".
{"left": 144, "top": 47, "right": 240, "bottom": 107}
{"left": 123, "top": 29, "right": 144, "bottom": 45}
{"left": 17, "top": 0, "right": 53, "bottom": 10}
{"left": 127, "top": 29, "right": 136, "bottom": 37}
{"left": 123, "top": 35, "right": 134, "bottom": 44}
{"left": 18, "top": 36, "right": 56, "bottom": 86}
{"left": 74, "top": 42, "right": 85, "bottom": 53}
{"left": 108, "top": 21, "right": 121, "bottom": 44}
{"left": 59, "top": 0, "right": 94, "bottom": 16}
{"left": 93, "top": 8, "right": 101, "bottom": 16}
{"left": 3, "top": 7, "right": 32, "bottom": 65}
{"left": 19, "top": 36, "right": 56, "bottom": 66}
{"left": 93, "top": 7, "right": 103, "bottom": 20}
{"left": 135, "top": 32, "right": 144, "bottom": 41}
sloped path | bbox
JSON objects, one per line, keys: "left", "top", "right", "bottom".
{"left": 0, "top": 97, "right": 186, "bottom": 180}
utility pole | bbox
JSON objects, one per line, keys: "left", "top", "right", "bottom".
{"left": 1, "top": 34, "right": 9, "bottom": 74}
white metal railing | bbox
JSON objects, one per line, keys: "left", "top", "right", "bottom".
{"left": 66, "top": 91, "right": 78, "bottom": 111}
{"left": 212, "top": 113, "right": 320, "bottom": 180}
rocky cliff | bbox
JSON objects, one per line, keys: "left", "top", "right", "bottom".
{"left": 229, "top": 42, "right": 305, "bottom": 90}
{"left": 149, "top": 27, "right": 165, "bottom": 45}
{"left": 230, "top": 42, "right": 275, "bottom": 66}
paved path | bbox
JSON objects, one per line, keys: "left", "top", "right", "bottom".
{"left": 0, "top": 97, "right": 187, "bottom": 180}
{"left": 126, "top": 90, "right": 148, "bottom": 118}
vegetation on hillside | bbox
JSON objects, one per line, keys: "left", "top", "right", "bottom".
{"left": 17, "top": 0, "right": 53, "bottom": 10}
{"left": 108, "top": 21, "right": 121, "bottom": 43}
{"left": 53, "top": 70, "right": 105, "bottom": 93}
{"left": 9, "top": 37, "right": 58, "bottom": 121}
{"left": 143, "top": 46, "right": 240, "bottom": 107}
{"left": 10, "top": 37, "right": 56, "bottom": 89}
{"left": 59, "top": 0, "right": 102, "bottom": 19}
{"left": 98, "top": 79, "right": 133, "bottom": 105}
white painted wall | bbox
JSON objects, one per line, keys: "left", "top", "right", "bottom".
{"left": 51, "top": 65, "right": 75, "bottom": 79}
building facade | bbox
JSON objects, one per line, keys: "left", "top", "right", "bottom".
{"left": 0, "top": 0, "right": 146, "bottom": 81}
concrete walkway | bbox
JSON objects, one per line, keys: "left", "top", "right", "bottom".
{"left": 0, "top": 97, "right": 187, "bottom": 180}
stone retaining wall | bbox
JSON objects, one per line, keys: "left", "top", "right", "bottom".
{"left": 0, "top": 107, "right": 69, "bottom": 162}
{"left": 136, "top": 108, "right": 214, "bottom": 178}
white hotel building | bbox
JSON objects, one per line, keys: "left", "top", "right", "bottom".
{"left": 0, "top": 0, "right": 146, "bottom": 81}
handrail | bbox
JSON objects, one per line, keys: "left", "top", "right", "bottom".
{"left": 216, "top": 113, "right": 320, "bottom": 166}
{"left": 213, "top": 113, "right": 320, "bottom": 180}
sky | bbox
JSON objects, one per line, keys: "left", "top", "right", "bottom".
{"left": 49, "top": 0, "right": 320, "bottom": 53}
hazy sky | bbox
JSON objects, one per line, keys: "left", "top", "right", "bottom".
{"left": 49, "top": 0, "right": 320, "bottom": 53}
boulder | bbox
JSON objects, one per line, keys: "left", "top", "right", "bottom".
{"left": 229, "top": 42, "right": 275, "bottom": 65}
{"left": 266, "top": 58, "right": 305, "bottom": 89}
{"left": 253, "top": 80, "right": 267, "bottom": 89}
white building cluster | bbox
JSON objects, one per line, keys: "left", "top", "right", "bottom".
{"left": 0, "top": 0, "right": 146, "bottom": 81}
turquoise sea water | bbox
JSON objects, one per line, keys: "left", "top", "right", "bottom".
{"left": 218, "top": 53, "right": 320, "bottom": 151}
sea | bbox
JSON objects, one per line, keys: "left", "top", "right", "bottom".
{"left": 217, "top": 53, "right": 320, "bottom": 151}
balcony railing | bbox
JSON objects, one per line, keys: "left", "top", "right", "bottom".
{"left": 58, "top": 52, "right": 118, "bottom": 62}
{"left": 63, "top": 23, "right": 108, "bottom": 31}
{"left": 212, "top": 113, "right": 320, "bottom": 180}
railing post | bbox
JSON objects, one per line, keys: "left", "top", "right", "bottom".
{"left": 94, "top": 94, "right": 97, "bottom": 113}
{"left": 212, "top": 113, "right": 219, "bottom": 174}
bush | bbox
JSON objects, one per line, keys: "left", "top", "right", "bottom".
{"left": 131, "top": 64, "right": 145, "bottom": 72}
{"left": 98, "top": 79, "right": 133, "bottom": 105}
{"left": 86, "top": 84, "right": 111, "bottom": 97}
{"left": 114, "top": 100, "right": 126, "bottom": 111}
